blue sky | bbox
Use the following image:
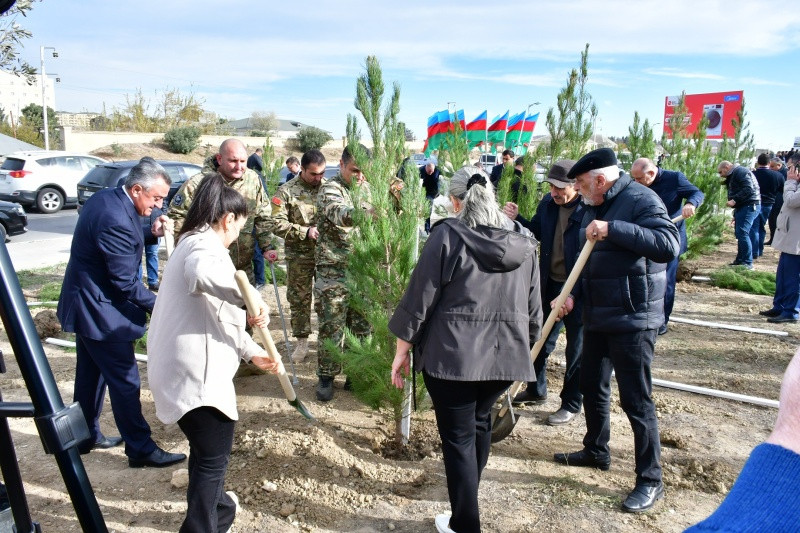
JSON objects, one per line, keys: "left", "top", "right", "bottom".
{"left": 14, "top": 0, "right": 800, "bottom": 151}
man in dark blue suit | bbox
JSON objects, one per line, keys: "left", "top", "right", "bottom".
{"left": 631, "top": 158, "right": 704, "bottom": 335}
{"left": 58, "top": 158, "right": 186, "bottom": 468}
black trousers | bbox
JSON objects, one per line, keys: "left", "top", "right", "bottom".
{"left": 579, "top": 329, "right": 662, "bottom": 485}
{"left": 530, "top": 277, "right": 583, "bottom": 412}
{"left": 177, "top": 407, "right": 237, "bottom": 533}
{"left": 424, "top": 372, "right": 510, "bottom": 533}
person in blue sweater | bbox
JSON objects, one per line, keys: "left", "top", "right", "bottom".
{"left": 631, "top": 158, "right": 704, "bottom": 334}
{"left": 686, "top": 346, "right": 800, "bottom": 532}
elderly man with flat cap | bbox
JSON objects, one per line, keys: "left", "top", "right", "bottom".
{"left": 552, "top": 148, "right": 679, "bottom": 513}
{"left": 503, "top": 160, "right": 585, "bottom": 426}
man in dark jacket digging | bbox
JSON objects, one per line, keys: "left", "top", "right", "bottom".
{"left": 552, "top": 148, "right": 679, "bottom": 513}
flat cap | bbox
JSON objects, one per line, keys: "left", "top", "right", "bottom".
{"left": 545, "top": 160, "right": 577, "bottom": 188}
{"left": 567, "top": 148, "right": 618, "bottom": 179}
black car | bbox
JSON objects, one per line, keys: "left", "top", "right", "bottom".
{"left": 0, "top": 199, "right": 28, "bottom": 242}
{"left": 77, "top": 160, "right": 202, "bottom": 213}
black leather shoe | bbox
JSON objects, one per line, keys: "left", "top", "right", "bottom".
{"left": 759, "top": 308, "right": 781, "bottom": 317}
{"left": 553, "top": 449, "right": 610, "bottom": 471}
{"left": 622, "top": 482, "right": 664, "bottom": 513}
{"left": 512, "top": 389, "right": 547, "bottom": 406}
{"left": 768, "top": 315, "right": 799, "bottom": 324}
{"left": 128, "top": 447, "right": 186, "bottom": 468}
{"left": 79, "top": 435, "right": 124, "bottom": 454}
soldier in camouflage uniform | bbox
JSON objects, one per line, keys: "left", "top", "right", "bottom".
{"left": 314, "top": 146, "right": 373, "bottom": 401}
{"left": 169, "top": 139, "right": 272, "bottom": 284}
{"left": 266, "top": 149, "right": 326, "bottom": 363}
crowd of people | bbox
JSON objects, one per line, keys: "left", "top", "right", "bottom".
{"left": 54, "top": 140, "right": 800, "bottom": 532}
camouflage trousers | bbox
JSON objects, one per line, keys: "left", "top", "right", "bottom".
{"left": 314, "top": 265, "right": 370, "bottom": 378}
{"left": 286, "top": 254, "right": 317, "bottom": 338}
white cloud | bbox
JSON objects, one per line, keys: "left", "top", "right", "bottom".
{"left": 643, "top": 68, "right": 725, "bottom": 80}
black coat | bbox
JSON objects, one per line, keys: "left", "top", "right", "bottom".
{"left": 726, "top": 165, "right": 761, "bottom": 207}
{"left": 578, "top": 175, "right": 680, "bottom": 333}
{"left": 389, "top": 217, "right": 541, "bottom": 381}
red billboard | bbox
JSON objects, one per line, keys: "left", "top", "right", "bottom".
{"left": 663, "top": 91, "right": 744, "bottom": 140}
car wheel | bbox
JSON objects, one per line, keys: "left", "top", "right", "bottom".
{"left": 0, "top": 223, "right": 7, "bottom": 243}
{"left": 36, "top": 188, "right": 64, "bottom": 214}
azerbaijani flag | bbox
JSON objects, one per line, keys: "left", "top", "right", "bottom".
{"left": 486, "top": 111, "right": 509, "bottom": 144}
{"left": 505, "top": 111, "right": 527, "bottom": 146}
{"left": 520, "top": 112, "right": 540, "bottom": 144}
{"left": 450, "top": 109, "right": 466, "bottom": 132}
{"left": 466, "top": 111, "right": 488, "bottom": 147}
{"left": 425, "top": 109, "right": 451, "bottom": 153}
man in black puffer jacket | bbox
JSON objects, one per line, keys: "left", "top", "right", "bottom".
{"left": 552, "top": 148, "right": 679, "bottom": 514}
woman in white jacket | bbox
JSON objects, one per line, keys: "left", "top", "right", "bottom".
{"left": 147, "top": 173, "right": 278, "bottom": 533}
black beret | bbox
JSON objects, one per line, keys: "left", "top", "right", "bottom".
{"left": 566, "top": 148, "right": 618, "bottom": 179}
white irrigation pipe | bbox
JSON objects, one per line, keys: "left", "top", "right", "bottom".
{"left": 650, "top": 377, "right": 779, "bottom": 409}
{"left": 26, "top": 301, "right": 58, "bottom": 307}
{"left": 546, "top": 361, "right": 781, "bottom": 409}
{"left": 670, "top": 316, "right": 788, "bottom": 337}
{"left": 45, "top": 337, "right": 148, "bottom": 363}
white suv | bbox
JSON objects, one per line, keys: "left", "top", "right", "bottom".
{"left": 0, "top": 151, "right": 107, "bottom": 213}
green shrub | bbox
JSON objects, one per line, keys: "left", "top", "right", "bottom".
{"left": 164, "top": 126, "right": 201, "bottom": 154}
{"left": 294, "top": 126, "right": 333, "bottom": 152}
{"left": 710, "top": 267, "right": 776, "bottom": 295}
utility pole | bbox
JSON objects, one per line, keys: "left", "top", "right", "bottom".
{"left": 40, "top": 46, "right": 57, "bottom": 150}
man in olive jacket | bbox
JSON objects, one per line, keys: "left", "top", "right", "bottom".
{"left": 553, "top": 148, "right": 679, "bottom": 514}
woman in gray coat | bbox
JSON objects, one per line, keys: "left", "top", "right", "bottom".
{"left": 389, "top": 166, "right": 542, "bottom": 533}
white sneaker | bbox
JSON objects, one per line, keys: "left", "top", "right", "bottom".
{"left": 291, "top": 338, "right": 309, "bottom": 363}
{"left": 225, "top": 491, "right": 240, "bottom": 533}
{"left": 435, "top": 513, "right": 454, "bottom": 533}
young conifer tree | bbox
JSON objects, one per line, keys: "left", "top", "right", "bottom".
{"left": 660, "top": 93, "right": 728, "bottom": 258}
{"left": 328, "top": 57, "right": 427, "bottom": 446}
{"left": 622, "top": 111, "right": 656, "bottom": 168}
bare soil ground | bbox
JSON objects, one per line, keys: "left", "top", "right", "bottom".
{"left": 2, "top": 230, "right": 796, "bottom": 532}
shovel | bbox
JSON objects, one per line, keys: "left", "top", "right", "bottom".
{"left": 235, "top": 271, "right": 314, "bottom": 420}
{"left": 491, "top": 239, "right": 595, "bottom": 442}
{"left": 265, "top": 250, "right": 299, "bottom": 385}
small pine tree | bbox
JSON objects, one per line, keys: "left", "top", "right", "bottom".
{"left": 621, "top": 111, "right": 656, "bottom": 168}
{"left": 331, "top": 57, "right": 427, "bottom": 446}
{"left": 661, "top": 93, "right": 727, "bottom": 258}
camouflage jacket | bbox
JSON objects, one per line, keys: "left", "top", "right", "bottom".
{"left": 169, "top": 168, "right": 272, "bottom": 255}
{"left": 315, "top": 174, "right": 372, "bottom": 268}
{"left": 267, "top": 176, "right": 321, "bottom": 258}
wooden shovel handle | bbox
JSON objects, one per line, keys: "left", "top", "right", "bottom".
{"left": 234, "top": 271, "right": 297, "bottom": 402}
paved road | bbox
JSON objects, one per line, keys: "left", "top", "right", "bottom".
{"left": 5, "top": 208, "right": 79, "bottom": 270}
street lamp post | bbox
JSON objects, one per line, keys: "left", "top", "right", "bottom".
{"left": 40, "top": 46, "right": 57, "bottom": 151}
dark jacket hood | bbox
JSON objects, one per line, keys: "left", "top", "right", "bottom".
{"left": 440, "top": 218, "right": 536, "bottom": 272}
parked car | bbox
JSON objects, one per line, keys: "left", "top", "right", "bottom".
{"left": 477, "top": 153, "right": 498, "bottom": 169}
{"left": 0, "top": 151, "right": 108, "bottom": 213}
{"left": 77, "top": 160, "right": 202, "bottom": 213}
{"left": 0, "top": 200, "right": 28, "bottom": 242}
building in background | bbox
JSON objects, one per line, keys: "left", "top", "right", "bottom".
{"left": 0, "top": 70, "right": 56, "bottom": 124}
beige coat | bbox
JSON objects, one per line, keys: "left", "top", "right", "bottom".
{"left": 773, "top": 179, "right": 800, "bottom": 255}
{"left": 147, "top": 227, "right": 263, "bottom": 425}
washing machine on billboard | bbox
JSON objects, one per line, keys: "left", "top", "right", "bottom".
{"left": 704, "top": 104, "right": 724, "bottom": 137}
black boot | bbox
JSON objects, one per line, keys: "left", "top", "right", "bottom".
{"left": 316, "top": 376, "right": 334, "bottom": 402}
